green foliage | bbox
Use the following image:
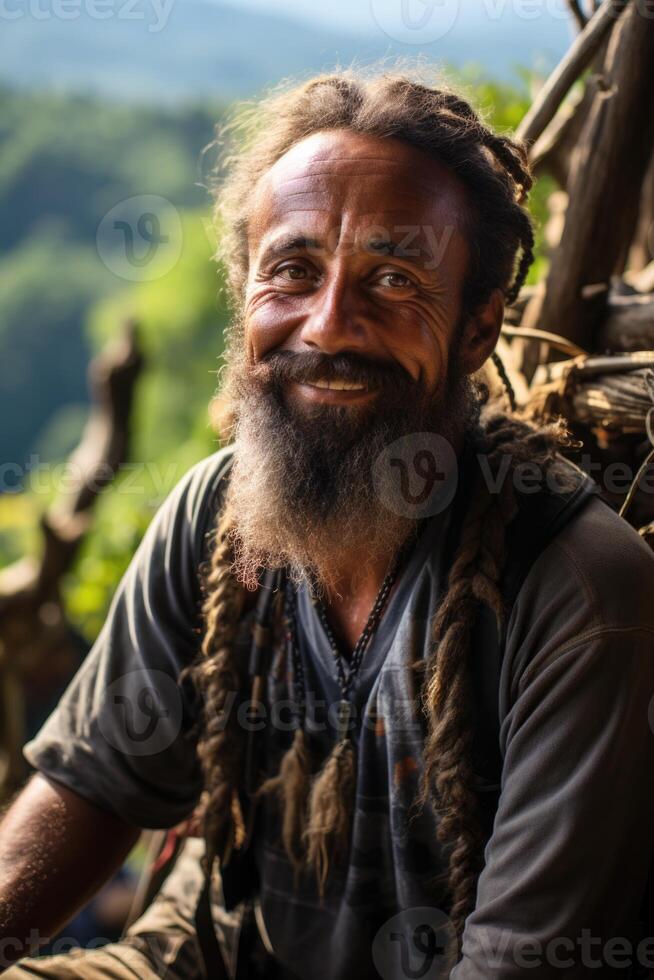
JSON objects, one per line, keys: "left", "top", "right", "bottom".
{"left": 89, "top": 210, "right": 228, "bottom": 465}
{"left": 62, "top": 211, "right": 229, "bottom": 640}
{"left": 0, "top": 87, "right": 223, "bottom": 471}
{"left": 0, "top": 494, "right": 39, "bottom": 571}
{"left": 0, "top": 88, "right": 219, "bottom": 252}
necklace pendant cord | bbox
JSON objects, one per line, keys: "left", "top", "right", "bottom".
{"left": 301, "top": 540, "right": 411, "bottom": 745}
{"left": 335, "top": 699, "right": 353, "bottom": 742}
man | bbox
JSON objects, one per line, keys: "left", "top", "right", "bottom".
{"left": 2, "top": 69, "right": 654, "bottom": 979}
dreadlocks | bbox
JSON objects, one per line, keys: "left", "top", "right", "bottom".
{"left": 418, "top": 411, "right": 578, "bottom": 943}
{"left": 190, "top": 67, "right": 552, "bottom": 944}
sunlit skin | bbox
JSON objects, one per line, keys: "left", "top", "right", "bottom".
{"left": 243, "top": 129, "right": 504, "bottom": 648}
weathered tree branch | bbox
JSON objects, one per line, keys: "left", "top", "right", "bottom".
{"left": 0, "top": 321, "right": 143, "bottom": 800}
{"left": 628, "top": 150, "right": 654, "bottom": 274}
{"left": 567, "top": 0, "right": 588, "bottom": 31}
{"left": 537, "top": 4, "right": 654, "bottom": 350}
{"left": 516, "top": 0, "right": 629, "bottom": 146}
{"left": 530, "top": 75, "right": 597, "bottom": 185}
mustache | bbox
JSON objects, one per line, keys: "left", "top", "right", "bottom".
{"left": 249, "top": 349, "right": 417, "bottom": 391}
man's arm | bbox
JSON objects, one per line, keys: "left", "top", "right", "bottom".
{"left": 452, "top": 492, "right": 654, "bottom": 979}
{"left": 453, "top": 625, "right": 654, "bottom": 978}
{"left": 0, "top": 774, "right": 140, "bottom": 969}
{"left": 0, "top": 452, "right": 233, "bottom": 968}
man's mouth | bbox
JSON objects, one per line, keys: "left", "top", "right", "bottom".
{"left": 288, "top": 377, "right": 375, "bottom": 405}
{"left": 306, "top": 378, "right": 368, "bottom": 391}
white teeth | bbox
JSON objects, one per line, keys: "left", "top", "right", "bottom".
{"left": 310, "top": 379, "right": 366, "bottom": 391}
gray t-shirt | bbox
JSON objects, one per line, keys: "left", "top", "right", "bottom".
{"left": 25, "top": 446, "right": 654, "bottom": 978}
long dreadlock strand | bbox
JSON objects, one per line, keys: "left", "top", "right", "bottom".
{"left": 303, "top": 735, "right": 357, "bottom": 896}
{"left": 420, "top": 412, "right": 580, "bottom": 945}
{"left": 190, "top": 503, "right": 248, "bottom": 869}
{"left": 258, "top": 727, "right": 312, "bottom": 873}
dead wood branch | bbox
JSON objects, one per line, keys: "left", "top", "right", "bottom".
{"left": 0, "top": 321, "right": 143, "bottom": 800}
{"left": 516, "top": 0, "right": 629, "bottom": 147}
{"left": 567, "top": 0, "right": 588, "bottom": 31}
{"left": 537, "top": 4, "right": 654, "bottom": 350}
{"left": 628, "top": 151, "right": 654, "bottom": 274}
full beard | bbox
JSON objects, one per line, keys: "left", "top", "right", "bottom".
{"left": 221, "top": 341, "right": 481, "bottom": 594}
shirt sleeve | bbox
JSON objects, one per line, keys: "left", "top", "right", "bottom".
{"left": 23, "top": 448, "right": 234, "bottom": 829}
{"left": 453, "top": 499, "right": 654, "bottom": 978}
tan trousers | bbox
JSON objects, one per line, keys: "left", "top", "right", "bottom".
{"left": 4, "top": 840, "right": 243, "bottom": 980}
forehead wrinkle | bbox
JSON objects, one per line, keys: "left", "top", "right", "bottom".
{"left": 262, "top": 195, "right": 466, "bottom": 246}
{"left": 271, "top": 153, "right": 450, "bottom": 174}
{"left": 272, "top": 186, "right": 448, "bottom": 209}
{"left": 272, "top": 170, "right": 454, "bottom": 199}
{"left": 270, "top": 160, "right": 466, "bottom": 201}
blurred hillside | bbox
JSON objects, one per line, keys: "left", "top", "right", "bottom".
{"left": 0, "top": 88, "right": 222, "bottom": 470}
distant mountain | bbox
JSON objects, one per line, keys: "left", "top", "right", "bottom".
{"left": 0, "top": 0, "right": 570, "bottom": 104}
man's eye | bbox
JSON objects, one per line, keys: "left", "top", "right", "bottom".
{"left": 276, "top": 264, "right": 309, "bottom": 281}
{"left": 377, "top": 271, "right": 412, "bottom": 288}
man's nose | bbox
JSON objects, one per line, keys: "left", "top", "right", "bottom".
{"left": 298, "top": 273, "right": 369, "bottom": 355}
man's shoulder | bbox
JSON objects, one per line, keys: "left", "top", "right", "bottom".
{"left": 513, "top": 487, "right": 654, "bottom": 640}
{"left": 173, "top": 445, "right": 236, "bottom": 519}
{"left": 150, "top": 445, "right": 236, "bottom": 562}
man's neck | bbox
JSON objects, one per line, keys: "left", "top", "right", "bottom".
{"left": 319, "top": 549, "right": 404, "bottom": 655}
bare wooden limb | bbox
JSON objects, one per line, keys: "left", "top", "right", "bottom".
{"left": 123, "top": 830, "right": 167, "bottom": 929}
{"left": 502, "top": 324, "right": 587, "bottom": 358}
{"left": 537, "top": 5, "right": 654, "bottom": 350}
{"left": 516, "top": 0, "right": 629, "bottom": 146}
{"left": 567, "top": 0, "right": 588, "bottom": 31}
{"left": 628, "top": 151, "right": 654, "bottom": 274}
{"left": 62, "top": 319, "right": 143, "bottom": 517}
{"left": 0, "top": 321, "right": 143, "bottom": 801}
{"left": 627, "top": 263, "right": 654, "bottom": 296}
{"left": 530, "top": 77, "right": 596, "bottom": 185}
{"left": 525, "top": 351, "right": 654, "bottom": 435}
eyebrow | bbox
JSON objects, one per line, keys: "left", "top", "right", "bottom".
{"left": 259, "top": 233, "right": 432, "bottom": 265}
{"left": 364, "top": 237, "right": 430, "bottom": 261}
{"left": 259, "top": 235, "right": 322, "bottom": 262}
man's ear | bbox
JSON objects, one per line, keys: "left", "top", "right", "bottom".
{"left": 458, "top": 287, "right": 505, "bottom": 375}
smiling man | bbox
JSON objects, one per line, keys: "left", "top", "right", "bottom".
{"left": 2, "top": 71, "right": 654, "bottom": 980}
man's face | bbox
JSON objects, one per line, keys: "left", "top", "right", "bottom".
{"left": 225, "top": 129, "right": 499, "bottom": 589}
{"left": 243, "top": 128, "right": 492, "bottom": 401}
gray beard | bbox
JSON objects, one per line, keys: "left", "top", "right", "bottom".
{"left": 222, "top": 348, "right": 481, "bottom": 594}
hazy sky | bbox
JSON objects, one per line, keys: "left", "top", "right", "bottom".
{"left": 221, "top": 0, "right": 577, "bottom": 41}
